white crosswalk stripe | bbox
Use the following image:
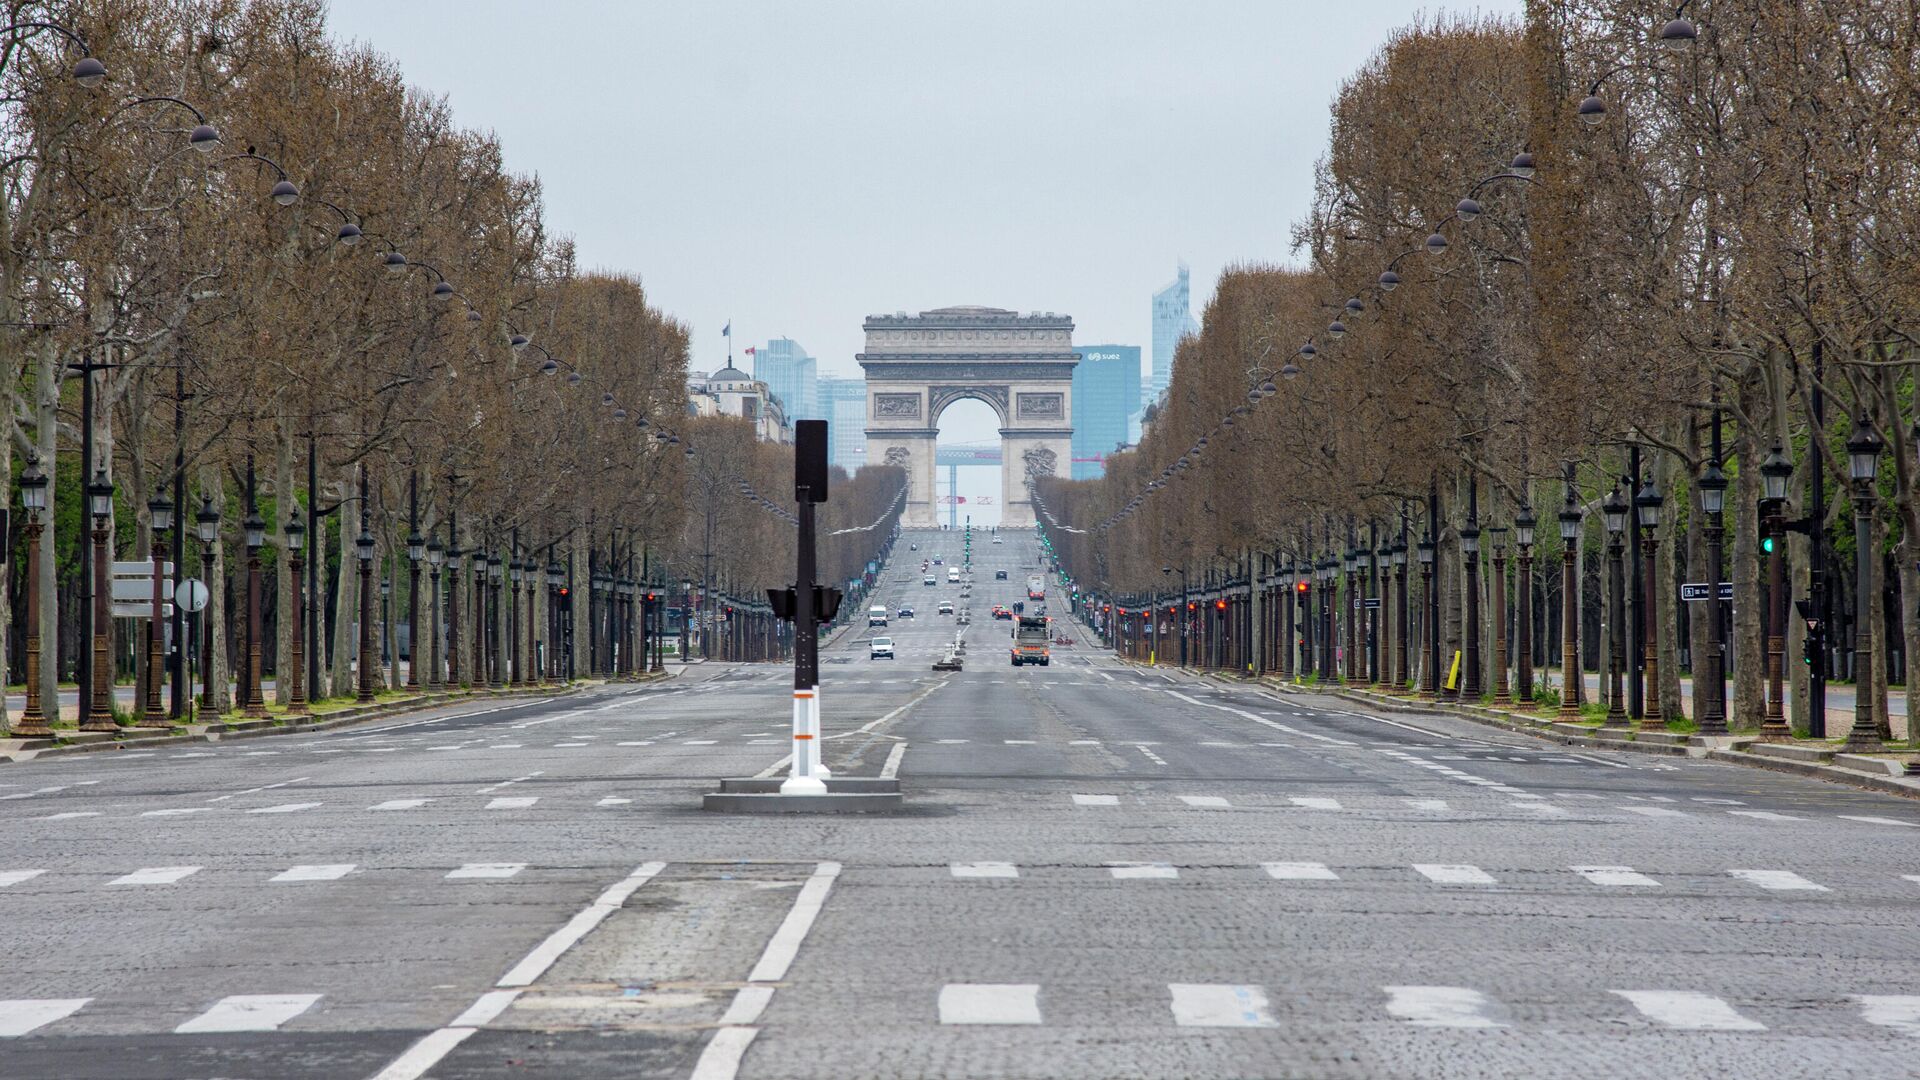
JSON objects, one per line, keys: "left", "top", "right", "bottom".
{"left": 1622, "top": 806, "right": 1689, "bottom": 818}
{"left": 1729, "top": 869, "right": 1827, "bottom": 892}
{"left": 1727, "top": 810, "right": 1803, "bottom": 822}
{"left": 1856, "top": 995, "right": 1920, "bottom": 1037}
{"left": 369, "top": 799, "right": 429, "bottom": 811}
{"left": 938, "top": 984, "right": 1041, "bottom": 1025}
{"left": 247, "top": 802, "right": 322, "bottom": 814}
{"left": 272, "top": 864, "right": 356, "bottom": 882}
{"left": 1612, "top": 990, "right": 1764, "bottom": 1030}
{"left": 1384, "top": 985, "right": 1504, "bottom": 1027}
{"left": 1263, "top": 861, "right": 1338, "bottom": 881}
{"left": 0, "top": 998, "right": 90, "bottom": 1038}
{"left": 1413, "top": 864, "right": 1495, "bottom": 885}
{"left": 1108, "top": 863, "right": 1178, "bottom": 879}
{"left": 1838, "top": 815, "right": 1920, "bottom": 828}
{"left": 175, "top": 994, "right": 322, "bottom": 1033}
{"left": 951, "top": 862, "right": 1019, "bottom": 878}
{"left": 1290, "top": 797, "right": 1342, "bottom": 810}
{"left": 485, "top": 797, "right": 538, "bottom": 810}
{"left": 446, "top": 863, "right": 524, "bottom": 879}
{"left": 1177, "top": 795, "right": 1230, "bottom": 808}
{"left": 0, "top": 870, "right": 46, "bottom": 888}
{"left": 1071, "top": 793, "right": 1119, "bottom": 806}
{"left": 1168, "top": 984, "right": 1276, "bottom": 1028}
{"left": 109, "top": 866, "right": 200, "bottom": 886}
{"left": 1572, "top": 865, "right": 1660, "bottom": 887}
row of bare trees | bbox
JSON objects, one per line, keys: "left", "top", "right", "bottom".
{"left": 1040, "top": 4, "right": 1918, "bottom": 743}
{"left": 0, "top": 0, "right": 898, "bottom": 731}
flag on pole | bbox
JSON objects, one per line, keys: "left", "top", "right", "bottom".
{"left": 744, "top": 346, "right": 757, "bottom": 356}
{"left": 722, "top": 321, "right": 731, "bottom": 337}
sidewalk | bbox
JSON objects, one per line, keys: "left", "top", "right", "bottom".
{"left": 1565, "top": 671, "right": 1908, "bottom": 737}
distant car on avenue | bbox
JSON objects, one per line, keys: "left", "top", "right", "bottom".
{"left": 869, "top": 636, "right": 894, "bottom": 659}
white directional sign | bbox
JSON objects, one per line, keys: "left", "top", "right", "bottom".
{"left": 1679, "top": 582, "right": 1733, "bottom": 602}
{"left": 110, "top": 560, "right": 174, "bottom": 619}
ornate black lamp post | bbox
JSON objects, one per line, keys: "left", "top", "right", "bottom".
{"left": 81, "top": 468, "right": 116, "bottom": 732}
{"left": 1602, "top": 487, "right": 1630, "bottom": 728}
{"left": 196, "top": 497, "right": 220, "bottom": 715}
{"left": 1417, "top": 536, "right": 1437, "bottom": 699}
{"left": 1757, "top": 445, "right": 1792, "bottom": 740}
{"left": 356, "top": 519, "right": 377, "bottom": 703}
{"left": 1696, "top": 456, "right": 1729, "bottom": 735}
{"left": 14, "top": 460, "right": 52, "bottom": 737}
{"left": 1634, "top": 476, "right": 1665, "bottom": 724}
{"left": 143, "top": 492, "right": 174, "bottom": 725}
{"left": 285, "top": 515, "right": 308, "bottom": 715}
{"left": 1839, "top": 417, "right": 1884, "bottom": 752}
{"left": 1514, "top": 507, "right": 1536, "bottom": 709}
{"left": 1558, "top": 481, "right": 1583, "bottom": 717}
{"left": 427, "top": 537, "right": 445, "bottom": 691}
{"left": 242, "top": 488, "right": 267, "bottom": 719}
{"left": 1460, "top": 486, "right": 1482, "bottom": 702}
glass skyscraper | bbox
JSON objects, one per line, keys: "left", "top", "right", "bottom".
{"left": 1072, "top": 344, "right": 1141, "bottom": 479}
{"left": 753, "top": 337, "right": 819, "bottom": 423}
{"left": 818, "top": 374, "right": 868, "bottom": 470}
{"left": 1149, "top": 263, "right": 1198, "bottom": 408}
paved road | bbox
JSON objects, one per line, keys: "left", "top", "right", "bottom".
{"left": 2, "top": 528, "right": 1916, "bottom": 1078}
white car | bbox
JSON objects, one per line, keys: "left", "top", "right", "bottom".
{"left": 869, "top": 636, "right": 895, "bottom": 660}
{"left": 992, "top": 536, "right": 1002, "bottom": 544}
{"left": 937, "top": 600, "right": 954, "bottom": 614}
{"left": 923, "top": 575, "right": 936, "bottom": 585}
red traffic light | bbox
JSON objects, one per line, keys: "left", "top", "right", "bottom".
{"left": 558, "top": 587, "right": 569, "bottom": 597}
{"left": 1215, "top": 599, "right": 1227, "bottom": 611}
{"left": 1295, "top": 581, "right": 1310, "bottom": 594}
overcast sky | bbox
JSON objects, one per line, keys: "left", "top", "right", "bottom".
{"left": 325, "top": 0, "right": 1519, "bottom": 462}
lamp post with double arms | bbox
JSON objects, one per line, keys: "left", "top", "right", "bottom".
{"left": 196, "top": 497, "right": 220, "bottom": 714}
{"left": 446, "top": 531, "right": 463, "bottom": 688}
{"left": 1490, "top": 523, "right": 1509, "bottom": 705}
{"left": 356, "top": 511, "right": 377, "bottom": 704}
{"left": 144, "top": 492, "right": 173, "bottom": 725}
{"left": 1514, "top": 507, "right": 1536, "bottom": 708}
{"left": 426, "top": 537, "right": 444, "bottom": 690}
{"left": 1696, "top": 450, "right": 1729, "bottom": 736}
{"left": 1460, "top": 482, "right": 1482, "bottom": 702}
{"left": 285, "top": 516, "right": 308, "bottom": 715}
{"left": 1602, "top": 487, "right": 1630, "bottom": 727}
{"left": 81, "top": 469, "right": 116, "bottom": 732}
{"left": 406, "top": 476, "right": 423, "bottom": 689}
{"left": 1839, "top": 417, "right": 1884, "bottom": 752}
{"left": 1634, "top": 475, "right": 1664, "bottom": 724}
{"left": 490, "top": 556, "right": 506, "bottom": 688}
{"left": 242, "top": 478, "right": 267, "bottom": 719}
{"left": 14, "top": 460, "right": 51, "bottom": 737}
{"left": 1393, "top": 530, "right": 1409, "bottom": 691}
{"left": 1418, "top": 535, "right": 1437, "bottom": 699}
{"left": 1558, "top": 477, "right": 1583, "bottom": 717}
{"left": 1758, "top": 445, "right": 1792, "bottom": 739}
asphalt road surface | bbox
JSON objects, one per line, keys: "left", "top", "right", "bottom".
{"left": 3, "top": 527, "right": 1917, "bottom": 1079}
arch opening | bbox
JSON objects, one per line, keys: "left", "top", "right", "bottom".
{"left": 933, "top": 396, "right": 1003, "bottom": 528}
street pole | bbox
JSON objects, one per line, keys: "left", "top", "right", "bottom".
{"left": 1698, "top": 412, "right": 1728, "bottom": 736}
{"left": 356, "top": 467, "right": 376, "bottom": 704}
{"left": 171, "top": 359, "right": 187, "bottom": 720}
{"left": 1807, "top": 340, "right": 1828, "bottom": 736}
{"left": 1604, "top": 488, "right": 1628, "bottom": 728}
{"left": 1839, "top": 417, "right": 1883, "bottom": 752}
{"left": 406, "top": 472, "right": 421, "bottom": 690}
{"left": 14, "top": 460, "right": 50, "bottom": 737}
{"left": 783, "top": 420, "right": 832, "bottom": 795}
{"left": 1462, "top": 479, "right": 1481, "bottom": 701}
{"left": 1759, "top": 445, "right": 1792, "bottom": 740}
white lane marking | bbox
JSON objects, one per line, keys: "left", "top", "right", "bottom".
{"left": 175, "top": 994, "right": 321, "bottom": 1033}
{"left": 370, "top": 1028, "right": 478, "bottom": 1080}
{"left": 1413, "top": 864, "right": 1495, "bottom": 885}
{"left": 371, "top": 799, "right": 430, "bottom": 811}
{"left": 1165, "top": 690, "right": 1358, "bottom": 745}
{"left": 1069, "top": 739, "right": 1101, "bottom": 745}
{"left": 1003, "top": 739, "right": 1036, "bottom": 745}
{"left": 1336, "top": 711, "right": 1460, "bottom": 740}
{"left": 1572, "top": 865, "right": 1660, "bottom": 887}
{"left": 110, "top": 866, "right": 200, "bottom": 885}
{"left": 1571, "top": 753, "right": 1631, "bottom": 769}
{"left": 208, "top": 776, "right": 311, "bottom": 803}
{"left": 935, "top": 738, "right": 969, "bottom": 745}
{"left": 553, "top": 742, "right": 589, "bottom": 748}
{"left": 141, "top": 808, "right": 212, "bottom": 817}
{"left": 951, "top": 862, "right": 1019, "bottom": 878}
{"left": 881, "top": 742, "right": 909, "bottom": 780}
{"left": 1071, "top": 793, "right": 1119, "bottom": 806}
{"left": 1384, "top": 985, "right": 1504, "bottom": 1027}
{"left": 1612, "top": 990, "right": 1765, "bottom": 1030}
{"left": 447, "top": 863, "right": 524, "bottom": 879}
{"left": 475, "top": 772, "right": 543, "bottom": 794}
{"left": 939, "top": 984, "right": 1042, "bottom": 1025}
{"left": 1178, "top": 795, "right": 1231, "bottom": 808}
{"left": 1727, "top": 810, "right": 1804, "bottom": 821}
{"left": 450, "top": 989, "right": 521, "bottom": 1028}
{"left": 1134, "top": 744, "right": 1168, "bottom": 765}
{"left": 1691, "top": 797, "right": 1745, "bottom": 805}
{"left": 596, "top": 797, "right": 631, "bottom": 807}
{"left": 718, "top": 986, "right": 774, "bottom": 1026}
{"left": 689, "top": 1026, "right": 758, "bottom": 1080}
{"left": 488, "top": 744, "right": 524, "bottom": 749}
{"left": 1903, "top": 875, "right": 1920, "bottom": 887}
{"left": 498, "top": 862, "right": 667, "bottom": 986}
{"left": 752, "top": 754, "right": 793, "bottom": 779}
{"left": 486, "top": 797, "right": 538, "bottom": 810}
{"left": 1264, "top": 862, "right": 1338, "bottom": 881}
{"left": 1622, "top": 806, "right": 1689, "bottom": 818}
{"left": 1290, "top": 797, "right": 1342, "bottom": 810}
{"left": 747, "top": 862, "right": 841, "bottom": 983}
{"left": 1168, "top": 984, "right": 1276, "bottom": 1027}
{"left": 684, "top": 740, "right": 718, "bottom": 745}
{"left": 1198, "top": 741, "right": 1242, "bottom": 748}
{"left": 0, "top": 999, "right": 91, "bottom": 1037}
{"left": 1857, "top": 995, "right": 1920, "bottom": 1037}
{"left": 1406, "top": 799, "right": 1450, "bottom": 810}
{"left": 1108, "top": 862, "right": 1178, "bottom": 879}
{"left": 0, "top": 870, "right": 47, "bottom": 887}
{"left": 616, "top": 741, "right": 653, "bottom": 747}
{"left": 1513, "top": 801, "right": 1568, "bottom": 815}
{"left": 272, "top": 864, "right": 356, "bottom": 882}
{"left": 247, "top": 802, "right": 322, "bottom": 814}
{"left": 35, "top": 812, "right": 101, "bottom": 821}
{"left": 1728, "top": 869, "right": 1827, "bottom": 892}
{"left": 1839, "top": 815, "right": 1920, "bottom": 828}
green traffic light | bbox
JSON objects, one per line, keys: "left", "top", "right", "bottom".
{"left": 1761, "top": 536, "right": 1775, "bottom": 554}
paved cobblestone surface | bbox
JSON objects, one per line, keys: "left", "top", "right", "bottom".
{"left": 1, "top": 530, "right": 1916, "bottom": 1078}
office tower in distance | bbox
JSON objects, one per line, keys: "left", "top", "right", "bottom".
{"left": 1148, "top": 263, "right": 1198, "bottom": 407}
{"left": 818, "top": 374, "right": 868, "bottom": 470}
{"left": 1071, "top": 344, "right": 1141, "bottom": 479}
{"left": 752, "top": 337, "right": 819, "bottom": 422}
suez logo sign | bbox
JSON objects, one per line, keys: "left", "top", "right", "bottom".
{"left": 1083, "top": 351, "right": 1125, "bottom": 362}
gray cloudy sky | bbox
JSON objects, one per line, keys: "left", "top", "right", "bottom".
{"left": 325, "top": 0, "right": 1519, "bottom": 451}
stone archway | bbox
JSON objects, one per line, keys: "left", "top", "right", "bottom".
{"left": 858, "top": 306, "right": 1076, "bottom": 528}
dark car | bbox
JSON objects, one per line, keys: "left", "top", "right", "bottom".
{"left": 994, "top": 569, "right": 1008, "bottom": 580}
{"left": 897, "top": 607, "right": 915, "bottom": 618}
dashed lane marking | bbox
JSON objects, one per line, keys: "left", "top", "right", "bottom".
{"left": 1108, "top": 863, "right": 1178, "bottom": 879}
{"left": 109, "top": 866, "right": 200, "bottom": 885}
{"left": 272, "top": 864, "right": 356, "bottom": 882}
{"left": 1413, "top": 864, "right": 1495, "bottom": 885}
{"left": 1612, "top": 990, "right": 1765, "bottom": 1031}
{"left": 0, "top": 870, "right": 47, "bottom": 887}
{"left": 951, "top": 862, "right": 1019, "bottom": 878}
{"left": 1177, "top": 795, "right": 1230, "bottom": 808}
{"left": 446, "top": 863, "right": 524, "bottom": 879}
{"left": 1071, "top": 794, "right": 1119, "bottom": 806}
{"left": 1729, "top": 869, "right": 1828, "bottom": 892}
{"left": 1168, "top": 984, "right": 1277, "bottom": 1028}
{"left": 0, "top": 998, "right": 90, "bottom": 1037}
{"left": 939, "top": 984, "right": 1042, "bottom": 1025}
{"left": 1263, "top": 862, "right": 1338, "bottom": 881}
{"left": 1384, "top": 986, "right": 1505, "bottom": 1028}
{"left": 1572, "top": 865, "right": 1660, "bottom": 887}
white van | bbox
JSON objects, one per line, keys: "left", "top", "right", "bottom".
{"left": 868, "top": 605, "right": 889, "bottom": 627}
{"left": 947, "top": 567, "right": 961, "bottom": 583}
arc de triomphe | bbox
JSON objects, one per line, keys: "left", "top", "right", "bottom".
{"left": 858, "top": 306, "right": 1076, "bottom": 528}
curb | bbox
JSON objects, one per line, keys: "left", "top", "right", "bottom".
{"left": 0, "top": 672, "right": 672, "bottom": 766}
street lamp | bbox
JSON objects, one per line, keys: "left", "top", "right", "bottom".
{"left": 356, "top": 520, "right": 376, "bottom": 703}
{"left": 1602, "top": 487, "right": 1629, "bottom": 727}
{"left": 143, "top": 493, "right": 174, "bottom": 725}
{"left": 1557, "top": 483, "right": 1584, "bottom": 718}
{"left": 1633, "top": 476, "right": 1664, "bottom": 723}
{"left": 1697, "top": 459, "right": 1729, "bottom": 736}
{"left": 1417, "top": 536, "right": 1436, "bottom": 699}
{"left": 285, "top": 516, "right": 308, "bottom": 714}
{"left": 1840, "top": 417, "right": 1884, "bottom": 752}
{"left": 1758, "top": 445, "right": 1792, "bottom": 739}
{"left": 1460, "top": 492, "right": 1481, "bottom": 702}
{"left": 1391, "top": 538, "right": 1409, "bottom": 690}
{"left": 490, "top": 556, "right": 506, "bottom": 688}
{"left": 1513, "top": 507, "right": 1536, "bottom": 709}
{"left": 14, "top": 459, "right": 52, "bottom": 736}
{"left": 426, "top": 536, "right": 445, "bottom": 691}
{"left": 406, "top": 522, "right": 425, "bottom": 689}
{"left": 242, "top": 486, "right": 267, "bottom": 718}
{"left": 1489, "top": 523, "right": 1509, "bottom": 705}
{"left": 81, "top": 467, "right": 115, "bottom": 732}
{"left": 446, "top": 533, "right": 463, "bottom": 688}
{"left": 196, "top": 496, "right": 220, "bottom": 715}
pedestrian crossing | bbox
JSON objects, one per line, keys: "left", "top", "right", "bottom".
{"left": 920, "top": 982, "right": 1920, "bottom": 1035}
{"left": 0, "top": 860, "right": 541, "bottom": 891}
{"left": 0, "top": 994, "right": 321, "bottom": 1037}
{"left": 1053, "top": 790, "right": 1920, "bottom": 829}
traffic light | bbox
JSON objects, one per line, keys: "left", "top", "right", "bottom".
{"left": 1295, "top": 580, "right": 1310, "bottom": 595}
{"left": 1215, "top": 599, "right": 1227, "bottom": 611}
{"left": 1802, "top": 628, "right": 1821, "bottom": 670}
{"left": 1761, "top": 535, "right": 1775, "bottom": 554}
